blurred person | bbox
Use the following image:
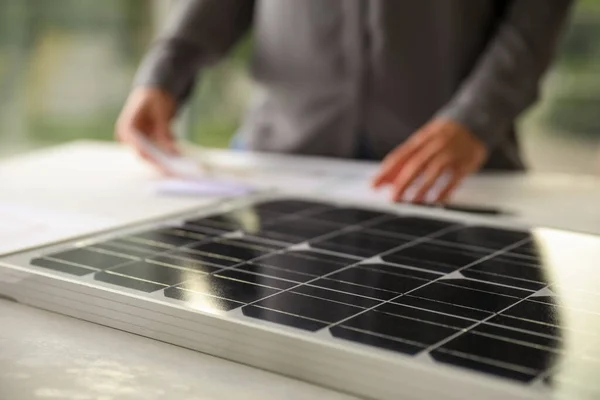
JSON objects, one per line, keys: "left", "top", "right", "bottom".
{"left": 116, "top": 0, "right": 573, "bottom": 202}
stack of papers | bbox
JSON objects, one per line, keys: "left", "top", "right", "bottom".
{"left": 137, "top": 132, "right": 454, "bottom": 203}
{"left": 154, "top": 178, "right": 255, "bottom": 197}
{"left": 133, "top": 132, "right": 257, "bottom": 197}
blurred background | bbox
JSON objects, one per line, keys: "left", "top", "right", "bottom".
{"left": 1, "top": 0, "right": 599, "bottom": 173}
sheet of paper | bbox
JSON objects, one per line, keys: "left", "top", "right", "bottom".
{"left": 154, "top": 178, "right": 256, "bottom": 197}
{"left": 314, "top": 172, "right": 452, "bottom": 203}
{"left": 0, "top": 203, "right": 110, "bottom": 256}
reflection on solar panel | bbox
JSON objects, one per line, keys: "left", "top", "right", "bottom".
{"left": 1, "top": 197, "right": 599, "bottom": 400}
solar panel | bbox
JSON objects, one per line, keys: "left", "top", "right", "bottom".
{"left": 1, "top": 195, "right": 599, "bottom": 400}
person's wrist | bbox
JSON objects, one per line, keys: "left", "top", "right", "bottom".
{"left": 436, "top": 117, "right": 486, "bottom": 147}
{"left": 136, "top": 86, "right": 177, "bottom": 117}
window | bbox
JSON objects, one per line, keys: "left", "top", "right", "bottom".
{"left": 0, "top": 0, "right": 156, "bottom": 157}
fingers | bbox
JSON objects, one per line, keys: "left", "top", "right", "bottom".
{"left": 435, "top": 168, "right": 467, "bottom": 203}
{"left": 411, "top": 158, "right": 451, "bottom": 204}
{"left": 373, "top": 118, "right": 486, "bottom": 204}
{"left": 155, "top": 121, "right": 179, "bottom": 155}
{"left": 152, "top": 104, "right": 179, "bottom": 155}
{"left": 372, "top": 133, "right": 429, "bottom": 188}
{"left": 116, "top": 118, "right": 169, "bottom": 176}
{"left": 124, "top": 130, "right": 171, "bottom": 175}
{"left": 389, "top": 140, "right": 448, "bottom": 202}
{"left": 115, "top": 88, "right": 179, "bottom": 169}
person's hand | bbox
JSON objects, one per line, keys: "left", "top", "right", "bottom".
{"left": 372, "top": 118, "right": 488, "bottom": 203}
{"left": 115, "top": 87, "right": 178, "bottom": 171}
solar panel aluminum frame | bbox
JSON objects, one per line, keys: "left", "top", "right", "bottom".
{"left": 0, "top": 193, "right": 556, "bottom": 400}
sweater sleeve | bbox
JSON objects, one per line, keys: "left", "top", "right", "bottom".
{"left": 437, "top": 0, "right": 574, "bottom": 148}
{"left": 133, "top": 0, "right": 255, "bottom": 108}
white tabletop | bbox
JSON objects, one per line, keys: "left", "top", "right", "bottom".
{"left": 2, "top": 140, "right": 600, "bottom": 400}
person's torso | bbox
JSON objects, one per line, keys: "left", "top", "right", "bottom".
{"left": 240, "top": 0, "right": 522, "bottom": 169}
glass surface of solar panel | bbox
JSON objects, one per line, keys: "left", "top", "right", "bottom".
{"left": 252, "top": 218, "right": 344, "bottom": 243}
{"left": 91, "top": 241, "right": 161, "bottom": 259}
{"left": 435, "top": 226, "right": 532, "bottom": 251}
{"left": 338, "top": 309, "right": 460, "bottom": 346}
{"left": 382, "top": 241, "right": 492, "bottom": 270}
{"left": 255, "top": 251, "right": 353, "bottom": 276}
{"left": 308, "top": 207, "right": 393, "bottom": 224}
{"left": 108, "top": 261, "right": 202, "bottom": 286}
{"left": 147, "top": 254, "right": 223, "bottom": 274}
{"left": 30, "top": 257, "right": 96, "bottom": 276}
{"left": 17, "top": 196, "right": 600, "bottom": 393}
{"left": 126, "top": 227, "right": 206, "bottom": 247}
{"left": 327, "top": 267, "right": 430, "bottom": 294}
{"left": 311, "top": 230, "right": 415, "bottom": 258}
{"left": 367, "top": 216, "right": 460, "bottom": 237}
{"left": 44, "top": 247, "right": 134, "bottom": 270}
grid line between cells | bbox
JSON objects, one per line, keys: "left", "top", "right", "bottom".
{"left": 144, "top": 213, "right": 460, "bottom": 322}
{"left": 228, "top": 223, "right": 462, "bottom": 321}
{"left": 317, "top": 235, "right": 537, "bottom": 370}
{"left": 415, "top": 280, "right": 553, "bottom": 373}
{"left": 156, "top": 212, "right": 454, "bottom": 299}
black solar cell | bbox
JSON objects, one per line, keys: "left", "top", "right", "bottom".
{"left": 435, "top": 226, "right": 531, "bottom": 251}
{"left": 31, "top": 258, "right": 96, "bottom": 276}
{"left": 292, "top": 284, "right": 383, "bottom": 308}
{"left": 367, "top": 216, "right": 459, "bottom": 237}
{"left": 256, "top": 251, "right": 352, "bottom": 276}
{"left": 339, "top": 310, "right": 460, "bottom": 346}
{"left": 242, "top": 306, "right": 327, "bottom": 331}
{"left": 391, "top": 295, "right": 492, "bottom": 320}
{"left": 253, "top": 218, "right": 344, "bottom": 242}
{"left": 409, "top": 282, "right": 520, "bottom": 312}
{"left": 91, "top": 239, "right": 164, "bottom": 258}
{"left": 383, "top": 242, "right": 490, "bottom": 270}
{"left": 236, "top": 263, "right": 314, "bottom": 283}
{"left": 472, "top": 323, "right": 562, "bottom": 350}
{"left": 308, "top": 207, "right": 392, "bottom": 224}
{"left": 306, "top": 278, "right": 397, "bottom": 301}
{"left": 253, "top": 291, "right": 362, "bottom": 324}
{"left": 164, "top": 287, "right": 243, "bottom": 311}
{"left": 328, "top": 267, "right": 428, "bottom": 294}
{"left": 127, "top": 227, "right": 205, "bottom": 247}
{"left": 216, "top": 268, "right": 298, "bottom": 290}
{"left": 430, "top": 350, "right": 538, "bottom": 382}
{"left": 312, "top": 230, "right": 413, "bottom": 258}
{"left": 439, "top": 332, "right": 559, "bottom": 372}
{"left": 162, "top": 249, "right": 239, "bottom": 268}
{"left": 487, "top": 315, "right": 562, "bottom": 338}
{"left": 147, "top": 254, "right": 222, "bottom": 274}
{"left": 187, "top": 240, "right": 270, "bottom": 262}
{"left": 94, "top": 271, "right": 166, "bottom": 292}
{"left": 45, "top": 247, "right": 134, "bottom": 270}
{"left": 375, "top": 302, "right": 476, "bottom": 329}
{"left": 252, "top": 199, "right": 332, "bottom": 214}
{"left": 176, "top": 275, "right": 280, "bottom": 304}
{"left": 109, "top": 261, "right": 201, "bottom": 286}
{"left": 330, "top": 326, "right": 425, "bottom": 355}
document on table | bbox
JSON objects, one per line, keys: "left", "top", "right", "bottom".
{"left": 0, "top": 203, "right": 109, "bottom": 256}
{"left": 154, "top": 178, "right": 257, "bottom": 197}
{"left": 319, "top": 172, "right": 453, "bottom": 203}
{"left": 153, "top": 163, "right": 454, "bottom": 202}
{"left": 146, "top": 137, "right": 454, "bottom": 203}
{"left": 134, "top": 132, "right": 261, "bottom": 197}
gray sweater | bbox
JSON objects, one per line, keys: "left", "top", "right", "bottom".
{"left": 135, "top": 0, "right": 573, "bottom": 170}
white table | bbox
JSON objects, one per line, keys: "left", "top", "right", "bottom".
{"left": 2, "top": 140, "right": 600, "bottom": 400}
